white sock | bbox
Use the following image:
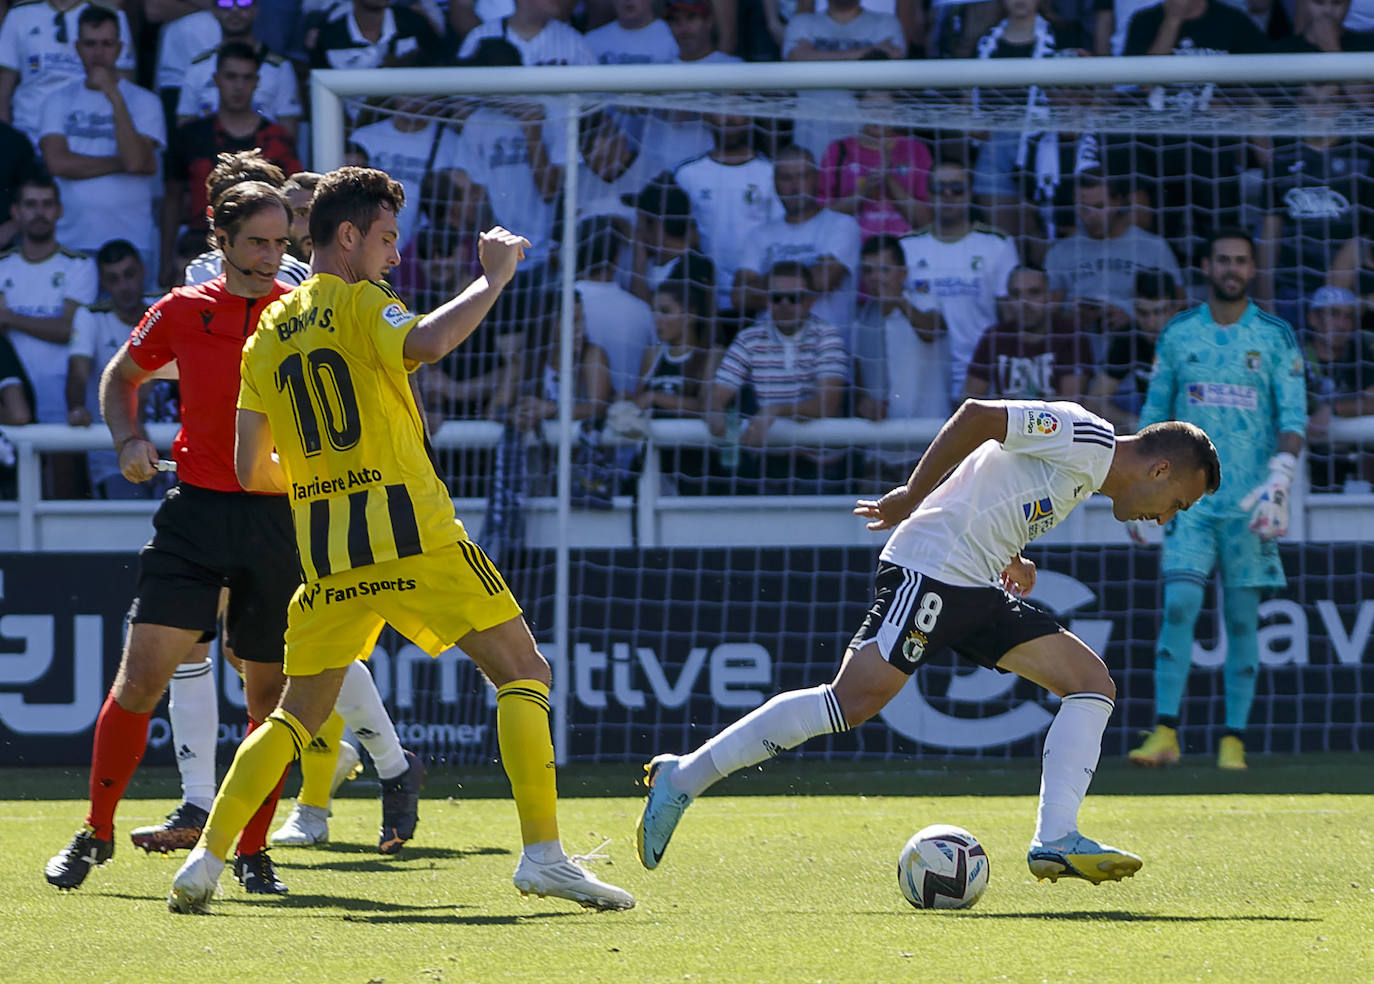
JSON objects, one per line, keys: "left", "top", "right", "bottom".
{"left": 523, "top": 839, "right": 565, "bottom": 864}
{"left": 335, "top": 660, "right": 408, "bottom": 781}
{"left": 169, "top": 658, "right": 218, "bottom": 812}
{"left": 1034, "top": 692, "right": 1114, "bottom": 844}
{"left": 675, "top": 685, "right": 849, "bottom": 799}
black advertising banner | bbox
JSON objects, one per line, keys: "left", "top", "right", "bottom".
{"left": 2, "top": 547, "right": 1371, "bottom": 766}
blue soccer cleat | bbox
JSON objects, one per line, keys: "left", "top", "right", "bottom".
{"left": 635, "top": 754, "right": 693, "bottom": 870}
{"left": 1027, "top": 830, "right": 1143, "bottom": 884}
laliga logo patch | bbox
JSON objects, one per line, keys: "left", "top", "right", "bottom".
{"left": 380, "top": 302, "right": 412, "bottom": 328}
{"left": 1024, "top": 410, "right": 1060, "bottom": 436}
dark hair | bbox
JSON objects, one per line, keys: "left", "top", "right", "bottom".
{"left": 214, "top": 181, "right": 289, "bottom": 243}
{"left": 17, "top": 169, "right": 59, "bottom": 202}
{"left": 415, "top": 223, "right": 465, "bottom": 261}
{"left": 576, "top": 215, "right": 623, "bottom": 275}
{"left": 206, "top": 149, "right": 286, "bottom": 211}
{"left": 283, "top": 171, "right": 322, "bottom": 195}
{"left": 1135, "top": 420, "right": 1222, "bottom": 495}
{"left": 309, "top": 166, "right": 406, "bottom": 249}
{"left": 216, "top": 40, "right": 263, "bottom": 72}
{"left": 653, "top": 276, "right": 713, "bottom": 346}
{"left": 77, "top": 4, "right": 118, "bottom": 33}
{"left": 1075, "top": 170, "right": 1132, "bottom": 202}
{"left": 1010, "top": 262, "right": 1047, "bottom": 279}
{"left": 1134, "top": 269, "right": 1178, "bottom": 301}
{"left": 775, "top": 144, "right": 816, "bottom": 167}
{"left": 1206, "top": 225, "right": 1255, "bottom": 260}
{"left": 96, "top": 239, "right": 141, "bottom": 268}
{"left": 861, "top": 233, "right": 905, "bottom": 264}
{"left": 767, "top": 260, "right": 813, "bottom": 291}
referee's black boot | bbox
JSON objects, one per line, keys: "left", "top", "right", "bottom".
{"left": 378, "top": 749, "right": 424, "bottom": 855}
{"left": 45, "top": 825, "right": 114, "bottom": 889}
{"left": 233, "top": 849, "right": 289, "bottom": 894}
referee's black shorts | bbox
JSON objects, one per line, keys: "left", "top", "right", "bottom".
{"left": 128, "top": 483, "right": 298, "bottom": 663}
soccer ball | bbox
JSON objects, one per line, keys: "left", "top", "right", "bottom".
{"left": 897, "top": 824, "right": 990, "bottom": 910}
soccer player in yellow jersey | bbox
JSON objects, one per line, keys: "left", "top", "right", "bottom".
{"left": 168, "top": 166, "right": 635, "bottom": 913}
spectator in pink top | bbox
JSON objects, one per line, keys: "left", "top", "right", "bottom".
{"left": 817, "top": 87, "right": 932, "bottom": 240}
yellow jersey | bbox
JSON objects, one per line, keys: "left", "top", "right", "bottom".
{"left": 239, "top": 273, "right": 465, "bottom": 582}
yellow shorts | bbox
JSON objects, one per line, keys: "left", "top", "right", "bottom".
{"left": 283, "top": 540, "right": 523, "bottom": 676}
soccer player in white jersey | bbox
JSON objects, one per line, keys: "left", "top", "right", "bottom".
{"left": 638, "top": 398, "right": 1220, "bottom": 887}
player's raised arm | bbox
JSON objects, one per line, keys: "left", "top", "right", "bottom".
{"left": 402, "top": 227, "right": 531, "bottom": 365}
{"left": 854, "top": 398, "right": 1009, "bottom": 530}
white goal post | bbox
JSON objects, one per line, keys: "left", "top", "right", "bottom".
{"left": 297, "top": 56, "right": 1374, "bottom": 765}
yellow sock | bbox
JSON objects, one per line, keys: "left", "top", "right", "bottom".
{"left": 496, "top": 680, "right": 559, "bottom": 846}
{"left": 298, "top": 710, "right": 344, "bottom": 809}
{"left": 201, "top": 709, "right": 309, "bottom": 860}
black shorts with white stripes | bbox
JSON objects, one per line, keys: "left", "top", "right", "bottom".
{"left": 848, "top": 561, "right": 1065, "bottom": 674}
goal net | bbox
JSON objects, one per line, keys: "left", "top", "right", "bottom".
{"left": 312, "top": 58, "right": 1374, "bottom": 766}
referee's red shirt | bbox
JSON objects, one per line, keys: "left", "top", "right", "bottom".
{"left": 126, "top": 275, "right": 293, "bottom": 492}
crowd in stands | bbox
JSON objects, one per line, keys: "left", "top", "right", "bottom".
{"left": 2, "top": 0, "right": 1374, "bottom": 502}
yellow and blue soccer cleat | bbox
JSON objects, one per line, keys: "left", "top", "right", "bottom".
{"left": 1028, "top": 831, "right": 1143, "bottom": 884}
{"left": 636, "top": 754, "right": 692, "bottom": 870}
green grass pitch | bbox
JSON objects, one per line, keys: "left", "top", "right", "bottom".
{"left": 3, "top": 755, "right": 1371, "bottom": 984}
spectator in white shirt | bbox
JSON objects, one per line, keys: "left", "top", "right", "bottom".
{"left": 457, "top": 0, "right": 597, "bottom": 65}
{"left": 578, "top": 110, "right": 658, "bottom": 228}
{"left": 0, "top": 171, "right": 97, "bottom": 430}
{"left": 350, "top": 96, "right": 461, "bottom": 253}
{"left": 173, "top": 0, "right": 303, "bottom": 141}
{"left": 666, "top": 0, "right": 743, "bottom": 60}
{"left": 575, "top": 216, "right": 659, "bottom": 396}
{"left": 899, "top": 159, "right": 1020, "bottom": 395}
{"left": 0, "top": 0, "right": 136, "bottom": 145}
{"left": 852, "top": 233, "right": 949, "bottom": 478}
{"left": 38, "top": 6, "right": 164, "bottom": 270}
{"left": 673, "top": 115, "right": 782, "bottom": 321}
{"left": 782, "top": 0, "right": 906, "bottom": 58}
{"left": 733, "top": 144, "right": 863, "bottom": 343}
{"left": 587, "top": 0, "right": 681, "bottom": 61}
{"left": 65, "top": 238, "right": 160, "bottom": 499}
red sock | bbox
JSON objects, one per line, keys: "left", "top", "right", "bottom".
{"left": 86, "top": 695, "right": 152, "bottom": 839}
{"left": 235, "top": 717, "right": 289, "bottom": 856}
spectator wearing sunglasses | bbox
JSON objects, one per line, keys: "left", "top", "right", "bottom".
{"left": 173, "top": 0, "right": 303, "bottom": 143}
{"left": 38, "top": 5, "right": 164, "bottom": 275}
{"left": 899, "top": 159, "right": 1020, "bottom": 398}
{"left": 707, "top": 260, "right": 850, "bottom": 494}
{"left": 0, "top": 0, "right": 137, "bottom": 145}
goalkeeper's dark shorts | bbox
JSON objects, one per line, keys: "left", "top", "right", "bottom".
{"left": 1161, "top": 509, "right": 1285, "bottom": 590}
{"left": 848, "top": 562, "right": 1065, "bottom": 675}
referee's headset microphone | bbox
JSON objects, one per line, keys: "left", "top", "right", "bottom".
{"left": 216, "top": 234, "right": 257, "bottom": 277}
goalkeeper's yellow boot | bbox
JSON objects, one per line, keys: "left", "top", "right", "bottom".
{"left": 1217, "top": 735, "right": 1247, "bottom": 770}
{"left": 1128, "top": 725, "right": 1180, "bottom": 767}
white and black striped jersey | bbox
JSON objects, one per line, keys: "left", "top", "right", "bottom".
{"left": 183, "top": 250, "right": 311, "bottom": 287}
{"left": 880, "top": 400, "right": 1116, "bottom": 588}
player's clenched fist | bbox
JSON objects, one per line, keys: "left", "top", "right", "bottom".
{"left": 478, "top": 227, "right": 531, "bottom": 287}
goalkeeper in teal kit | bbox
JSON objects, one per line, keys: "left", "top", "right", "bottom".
{"left": 1128, "top": 228, "right": 1307, "bottom": 770}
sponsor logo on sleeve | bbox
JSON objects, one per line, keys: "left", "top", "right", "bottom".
{"left": 380, "top": 302, "right": 412, "bottom": 329}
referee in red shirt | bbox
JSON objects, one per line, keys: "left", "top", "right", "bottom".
{"left": 45, "top": 183, "right": 299, "bottom": 894}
